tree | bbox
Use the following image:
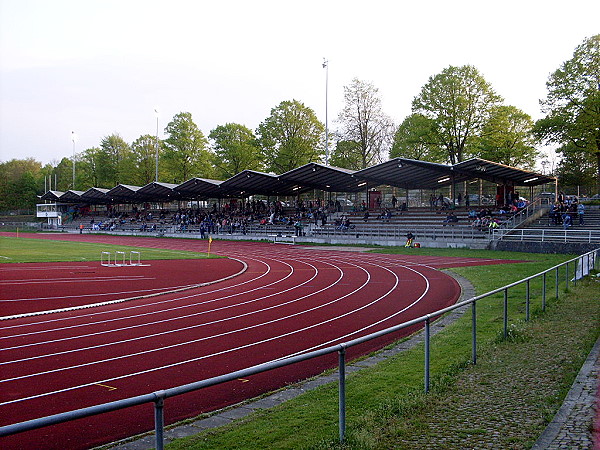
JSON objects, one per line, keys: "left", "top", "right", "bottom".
{"left": 98, "top": 134, "right": 132, "bottom": 186}
{"left": 163, "top": 112, "right": 211, "bottom": 182}
{"left": 329, "top": 140, "right": 364, "bottom": 170}
{"left": 412, "top": 65, "right": 502, "bottom": 164}
{"left": 78, "top": 147, "right": 102, "bottom": 188}
{"left": 0, "top": 158, "right": 43, "bottom": 210}
{"left": 131, "top": 134, "right": 161, "bottom": 185}
{"left": 477, "top": 105, "right": 539, "bottom": 168}
{"left": 534, "top": 35, "right": 600, "bottom": 192}
{"left": 555, "top": 141, "right": 597, "bottom": 190}
{"left": 256, "top": 100, "right": 324, "bottom": 173}
{"left": 390, "top": 113, "right": 446, "bottom": 162}
{"left": 209, "top": 123, "right": 263, "bottom": 179}
{"left": 337, "top": 78, "right": 395, "bottom": 169}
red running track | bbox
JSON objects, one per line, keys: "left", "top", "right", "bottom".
{"left": 0, "top": 234, "right": 526, "bottom": 449}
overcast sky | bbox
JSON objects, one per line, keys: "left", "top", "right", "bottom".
{"left": 1, "top": 0, "right": 598, "bottom": 167}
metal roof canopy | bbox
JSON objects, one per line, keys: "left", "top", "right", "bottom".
{"left": 453, "top": 158, "right": 556, "bottom": 187}
{"left": 107, "top": 184, "right": 143, "bottom": 203}
{"left": 279, "top": 163, "right": 378, "bottom": 192}
{"left": 40, "top": 191, "right": 65, "bottom": 201}
{"left": 59, "top": 190, "right": 85, "bottom": 202}
{"left": 137, "top": 182, "right": 181, "bottom": 202}
{"left": 355, "top": 158, "right": 471, "bottom": 190}
{"left": 80, "top": 187, "right": 111, "bottom": 204}
{"left": 174, "top": 177, "right": 224, "bottom": 199}
{"left": 220, "top": 170, "right": 306, "bottom": 197}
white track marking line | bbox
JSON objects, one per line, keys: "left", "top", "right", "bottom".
{"left": 0, "top": 256, "right": 270, "bottom": 332}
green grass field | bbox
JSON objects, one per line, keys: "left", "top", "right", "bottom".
{"left": 0, "top": 236, "right": 218, "bottom": 263}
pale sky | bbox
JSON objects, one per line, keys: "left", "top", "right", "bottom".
{"left": 0, "top": 0, "right": 598, "bottom": 168}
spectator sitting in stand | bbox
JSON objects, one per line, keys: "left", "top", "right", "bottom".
{"left": 443, "top": 212, "right": 459, "bottom": 226}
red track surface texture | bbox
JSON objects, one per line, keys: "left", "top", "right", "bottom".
{"left": 0, "top": 234, "right": 525, "bottom": 449}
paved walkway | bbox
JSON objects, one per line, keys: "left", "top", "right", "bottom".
{"left": 532, "top": 336, "right": 599, "bottom": 449}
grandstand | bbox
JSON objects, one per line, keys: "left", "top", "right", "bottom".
{"left": 35, "top": 157, "right": 566, "bottom": 249}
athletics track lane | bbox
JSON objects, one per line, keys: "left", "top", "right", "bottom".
{"left": 0, "top": 233, "right": 526, "bottom": 449}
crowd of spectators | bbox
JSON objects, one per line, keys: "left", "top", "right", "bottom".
{"left": 548, "top": 193, "right": 584, "bottom": 229}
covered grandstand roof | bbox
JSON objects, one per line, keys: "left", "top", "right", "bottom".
{"left": 453, "top": 158, "right": 555, "bottom": 186}
{"left": 107, "top": 184, "right": 143, "bottom": 203}
{"left": 39, "top": 158, "right": 556, "bottom": 205}
{"left": 40, "top": 190, "right": 65, "bottom": 201}
{"left": 174, "top": 177, "right": 224, "bottom": 199}
{"left": 59, "top": 190, "right": 85, "bottom": 202}
{"left": 280, "top": 163, "right": 379, "bottom": 192}
{"left": 81, "top": 187, "right": 111, "bottom": 203}
{"left": 137, "top": 182, "right": 180, "bottom": 202}
{"left": 219, "top": 170, "right": 303, "bottom": 197}
{"left": 355, "top": 158, "right": 470, "bottom": 190}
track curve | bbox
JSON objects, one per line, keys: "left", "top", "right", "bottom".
{"left": 0, "top": 234, "right": 499, "bottom": 449}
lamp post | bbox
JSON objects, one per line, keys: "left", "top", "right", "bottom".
{"left": 71, "top": 131, "right": 76, "bottom": 189}
{"left": 154, "top": 108, "right": 159, "bottom": 182}
{"left": 322, "top": 58, "right": 329, "bottom": 166}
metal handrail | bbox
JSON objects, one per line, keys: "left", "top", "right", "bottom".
{"left": 2, "top": 249, "right": 597, "bottom": 449}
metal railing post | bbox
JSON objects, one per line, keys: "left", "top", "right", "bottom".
{"left": 154, "top": 391, "right": 166, "bottom": 450}
{"left": 471, "top": 301, "right": 477, "bottom": 365}
{"left": 555, "top": 267, "right": 559, "bottom": 299}
{"left": 542, "top": 272, "right": 547, "bottom": 312}
{"left": 503, "top": 288, "right": 508, "bottom": 338}
{"left": 525, "top": 279, "right": 530, "bottom": 322}
{"left": 565, "top": 262, "right": 569, "bottom": 290}
{"left": 424, "top": 316, "right": 431, "bottom": 393}
{"left": 338, "top": 347, "right": 346, "bottom": 442}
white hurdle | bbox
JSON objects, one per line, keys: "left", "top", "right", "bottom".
{"left": 101, "top": 251, "right": 143, "bottom": 267}
{"left": 101, "top": 251, "right": 112, "bottom": 266}
{"left": 114, "top": 251, "right": 126, "bottom": 266}
{"left": 130, "top": 251, "right": 141, "bottom": 266}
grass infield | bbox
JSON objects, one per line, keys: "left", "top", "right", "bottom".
{"left": 0, "top": 236, "right": 220, "bottom": 263}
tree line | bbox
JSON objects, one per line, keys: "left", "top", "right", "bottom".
{"left": 1, "top": 35, "right": 598, "bottom": 211}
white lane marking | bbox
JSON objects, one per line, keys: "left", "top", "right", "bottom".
{"left": 0, "top": 258, "right": 321, "bottom": 356}
{"left": 0, "top": 276, "right": 151, "bottom": 286}
{"left": 0, "top": 256, "right": 272, "bottom": 333}
{"left": 0, "top": 259, "right": 369, "bottom": 405}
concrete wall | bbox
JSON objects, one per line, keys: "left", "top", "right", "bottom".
{"left": 490, "top": 240, "right": 597, "bottom": 254}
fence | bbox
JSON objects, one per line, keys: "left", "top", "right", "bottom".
{"left": 1, "top": 249, "right": 597, "bottom": 449}
{"left": 493, "top": 228, "right": 600, "bottom": 244}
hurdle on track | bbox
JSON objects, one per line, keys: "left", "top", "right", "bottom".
{"left": 130, "top": 251, "right": 141, "bottom": 266}
{"left": 100, "top": 251, "right": 145, "bottom": 267}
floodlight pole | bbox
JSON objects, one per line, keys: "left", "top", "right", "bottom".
{"left": 71, "top": 131, "right": 76, "bottom": 189}
{"left": 323, "top": 58, "right": 329, "bottom": 166}
{"left": 154, "top": 108, "right": 159, "bottom": 182}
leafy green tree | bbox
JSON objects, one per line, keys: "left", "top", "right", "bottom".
{"left": 477, "top": 105, "right": 539, "bottom": 168}
{"left": 412, "top": 65, "right": 502, "bottom": 164}
{"left": 209, "top": 123, "right": 263, "bottom": 179}
{"left": 390, "top": 113, "right": 446, "bottom": 162}
{"left": 78, "top": 147, "right": 103, "bottom": 188}
{"left": 337, "top": 78, "right": 395, "bottom": 168}
{"left": 329, "top": 140, "right": 364, "bottom": 170}
{"left": 534, "top": 35, "right": 600, "bottom": 192}
{"left": 98, "top": 134, "right": 133, "bottom": 186}
{"left": 53, "top": 157, "right": 75, "bottom": 191}
{"left": 163, "top": 112, "right": 211, "bottom": 182}
{"left": 257, "top": 100, "right": 324, "bottom": 173}
{"left": 555, "top": 141, "right": 597, "bottom": 191}
{"left": 0, "top": 158, "right": 43, "bottom": 210}
{"left": 131, "top": 134, "right": 161, "bottom": 185}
